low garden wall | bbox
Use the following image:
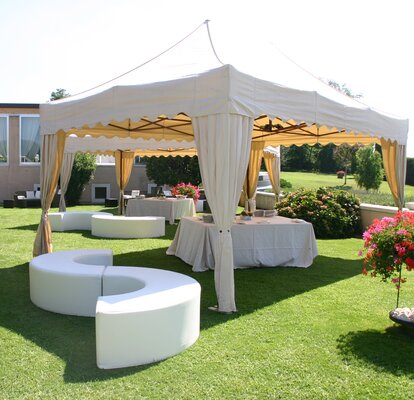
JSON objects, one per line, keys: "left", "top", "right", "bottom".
{"left": 360, "top": 203, "right": 414, "bottom": 229}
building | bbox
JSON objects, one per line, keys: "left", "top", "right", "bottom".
{"left": 0, "top": 103, "right": 151, "bottom": 205}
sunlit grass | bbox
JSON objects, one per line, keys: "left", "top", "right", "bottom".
{"left": 280, "top": 171, "right": 414, "bottom": 206}
{"left": 1, "top": 206, "right": 414, "bottom": 399}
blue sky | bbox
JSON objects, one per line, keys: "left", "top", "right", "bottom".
{"left": 1, "top": 0, "right": 412, "bottom": 155}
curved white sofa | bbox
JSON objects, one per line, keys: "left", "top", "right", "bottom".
{"left": 49, "top": 211, "right": 112, "bottom": 232}
{"left": 29, "top": 249, "right": 200, "bottom": 369}
{"left": 91, "top": 215, "right": 165, "bottom": 238}
{"left": 30, "top": 249, "right": 113, "bottom": 316}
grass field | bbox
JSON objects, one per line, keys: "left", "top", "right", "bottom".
{"left": 1, "top": 205, "right": 414, "bottom": 399}
{"left": 279, "top": 171, "right": 414, "bottom": 206}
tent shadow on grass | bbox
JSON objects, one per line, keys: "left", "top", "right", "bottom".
{"left": 0, "top": 251, "right": 364, "bottom": 383}
{"left": 337, "top": 326, "right": 414, "bottom": 377}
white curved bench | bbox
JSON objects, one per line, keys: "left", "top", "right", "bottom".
{"left": 49, "top": 211, "right": 112, "bottom": 232}
{"left": 97, "top": 266, "right": 200, "bottom": 368}
{"left": 29, "top": 249, "right": 200, "bottom": 369}
{"left": 30, "top": 249, "right": 113, "bottom": 316}
{"left": 91, "top": 215, "right": 165, "bottom": 239}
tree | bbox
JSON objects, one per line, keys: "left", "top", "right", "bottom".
{"left": 354, "top": 146, "right": 384, "bottom": 191}
{"left": 333, "top": 144, "right": 361, "bottom": 184}
{"left": 145, "top": 156, "right": 201, "bottom": 186}
{"left": 65, "top": 153, "right": 96, "bottom": 205}
{"left": 315, "top": 143, "right": 338, "bottom": 173}
{"left": 50, "top": 88, "right": 70, "bottom": 101}
{"left": 282, "top": 145, "right": 314, "bottom": 171}
{"left": 49, "top": 88, "right": 96, "bottom": 205}
{"left": 327, "top": 80, "right": 362, "bottom": 99}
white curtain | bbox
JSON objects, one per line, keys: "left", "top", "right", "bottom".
{"left": 21, "top": 116, "right": 40, "bottom": 162}
{"left": 59, "top": 152, "right": 76, "bottom": 211}
{"left": 0, "top": 117, "right": 7, "bottom": 162}
{"left": 192, "top": 114, "right": 253, "bottom": 313}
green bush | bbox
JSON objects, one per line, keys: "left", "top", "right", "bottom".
{"left": 66, "top": 153, "right": 96, "bottom": 206}
{"left": 406, "top": 158, "right": 414, "bottom": 186}
{"left": 280, "top": 178, "right": 292, "bottom": 188}
{"left": 275, "top": 187, "right": 361, "bottom": 238}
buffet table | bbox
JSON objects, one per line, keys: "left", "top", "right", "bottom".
{"left": 126, "top": 198, "right": 195, "bottom": 224}
{"left": 167, "top": 216, "right": 318, "bottom": 271}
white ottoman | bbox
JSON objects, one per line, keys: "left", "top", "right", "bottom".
{"left": 91, "top": 215, "right": 165, "bottom": 238}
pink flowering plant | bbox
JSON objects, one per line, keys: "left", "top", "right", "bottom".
{"left": 171, "top": 182, "right": 200, "bottom": 203}
{"left": 359, "top": 211, "right": 414, "bottom": 288}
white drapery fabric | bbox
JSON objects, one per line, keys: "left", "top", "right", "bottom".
{"left": 263, "top": 146, "right": 281, "bottom": 201}
{"left": 33, "top": 131, "right": 66, "bottom": 256}
{"left": 59, "top": 152, "right": 76, "bottom": 211}
{"left": 192, "top": 114, "right": 253, "bottom": 312}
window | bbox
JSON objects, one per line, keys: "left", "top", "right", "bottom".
{"left": 20, "top": 115, "right": 40, "bottom": 163}
{"left": 0, "top": 116, "right": 8, "bottom": 164}
{"left": 92, "top": 184, "right": 111, "bottom": 203}
{"left": 134, "top": 155, "right": 147, "bottom": 166}
{"left": 96, "top": 154, "right": 115, "bottom": 165}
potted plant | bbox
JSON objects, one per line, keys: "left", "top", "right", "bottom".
{"left": 359, "top": 211, "right": 414, "bottom": 326}
{"left": 171, "top": 182, "right": 200, "bottom": 204}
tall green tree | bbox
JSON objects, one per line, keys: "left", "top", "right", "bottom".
{"left": 333, "top": 144, "right": 361, "bottom": 184}
{"left": 65, "top": 153, "right": 96, "bottom": 205}
{"left": 50, "top": 88, "right": 70, "bottom": 101}
{"left": 327, "top": 80, "right": 362, "bottom": 99}
{"left": 49, "top": 88, "right": 96, "bottom": 205}
{"left": 282, "top": 145, "right": 314, "bottom": 171}
{"left": 316, "top": 144, "right": 338, "bottom": 173}
{"left": 354, "top": 146, "right": 384, "bottom": 191}
{"left": 145, "top": 156, "right": 201, "bottom": 186}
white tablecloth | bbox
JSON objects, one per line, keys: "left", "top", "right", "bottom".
{"left": 126, "top": 198, "right": 196, "bottom": 224}
{"left": 167, "top": 216, "right": 318, "bottom": 271}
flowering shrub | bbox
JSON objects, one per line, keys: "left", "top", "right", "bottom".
{"left": 359, "top": 211, "right": 414, "bottom": 288}
{"left": 171, "top": 182, "right": 200, "bottom": 203}
{"left": 275, "top": 187, "right": 360, "bottom": 238}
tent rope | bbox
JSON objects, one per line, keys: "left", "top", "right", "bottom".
{"left": 66, "top": 20, "right": 221, "bottom": 99}
{"left": 205, "top": 20, "right": 224, "bottom": 65}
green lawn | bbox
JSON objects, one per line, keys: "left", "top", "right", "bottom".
{"left": 1, "top": 206, "right": 414, "bottom": 399}
{"left": 279, "top": 171, "right": 414, "bottom": 206}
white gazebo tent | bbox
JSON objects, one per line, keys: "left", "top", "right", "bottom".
{"left": 34, "top": 64, "right": 409, "bottom": 313}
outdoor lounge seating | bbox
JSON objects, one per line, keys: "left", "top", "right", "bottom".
{"left": 13, "top": 190, "right": 60, "bottom": 208}
{"left": 91, "top": 215, "right": 165, "bottom": 238}
{"left": 29, "top": 249, "right": 201, "bottom": 369}
{"left": 48, "top": 211, "right": 112, "bottom": 231}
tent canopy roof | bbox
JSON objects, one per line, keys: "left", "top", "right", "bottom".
{"left": 41, "top": 64, "right": 409, "bottom": 148}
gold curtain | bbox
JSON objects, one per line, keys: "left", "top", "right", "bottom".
{"left": 263, "top": 150, "right": 280, "bottom": 201}
{"left": 380, "top": 139, "right": 406, "bottom": 209}
{"left": 115, "top": 150, "right": 135, "bottom": 215}
{"left": 242, "top": 142, "right": 265, "bottom": 211}
{"left": 33, "top": 131, "right": 66, "bottom": 256}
